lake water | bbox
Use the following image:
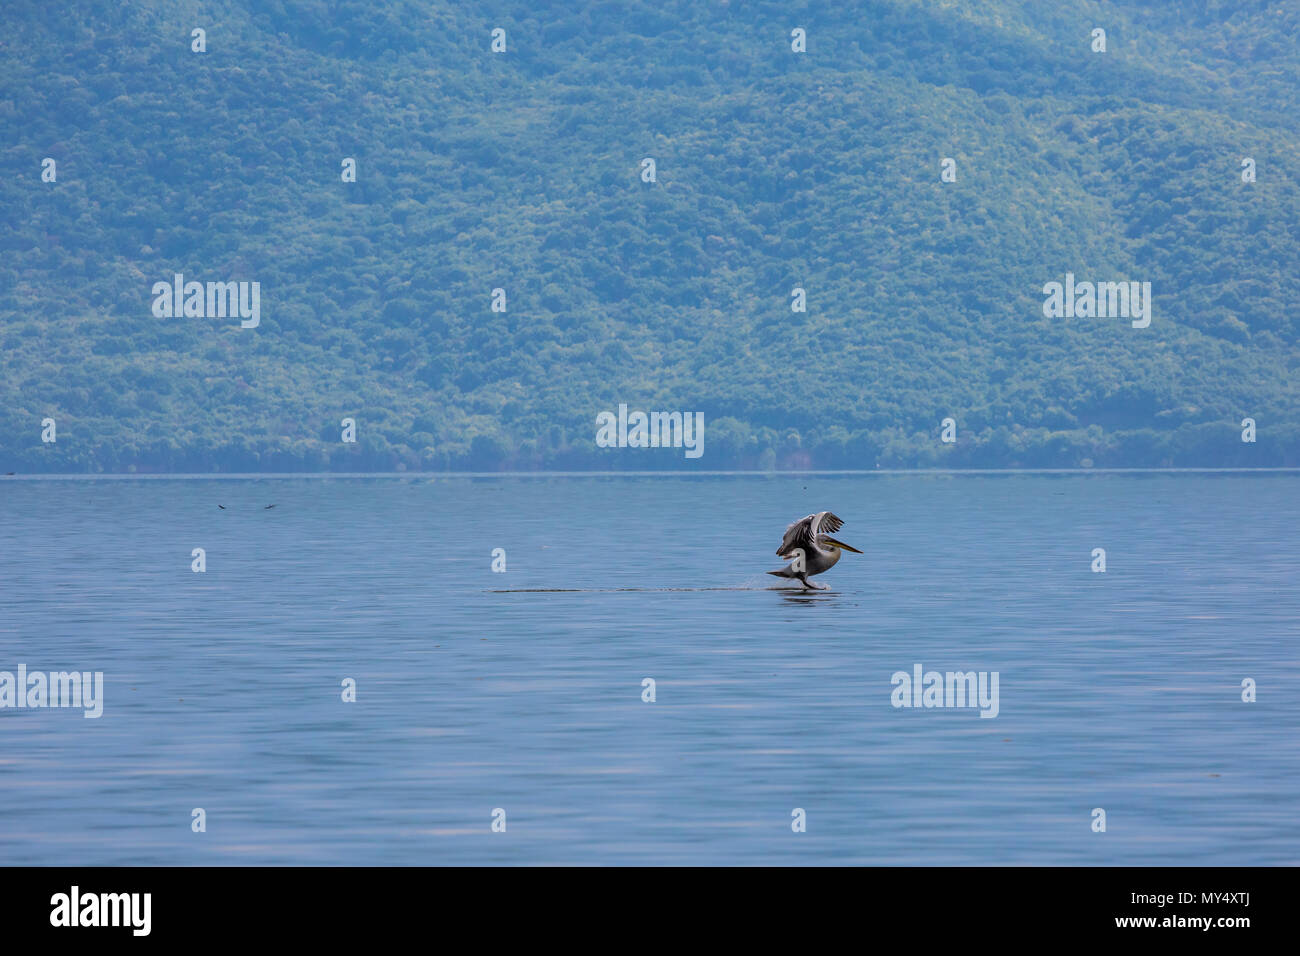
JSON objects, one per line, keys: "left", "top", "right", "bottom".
{"left": 0, "top": 473, "right": 1296, "bottom": 865}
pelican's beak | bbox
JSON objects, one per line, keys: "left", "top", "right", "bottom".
{"left": 823, "top": 536, "right": 862, "bottom": 554}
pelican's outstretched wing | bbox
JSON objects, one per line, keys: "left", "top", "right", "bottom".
{"left": 776, "top": 511, "right": 843, "bottom": 556}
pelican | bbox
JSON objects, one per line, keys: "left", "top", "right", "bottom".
{"left": 768, "top": 511, "right": 862, "bottom": 589}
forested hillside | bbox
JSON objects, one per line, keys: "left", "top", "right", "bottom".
{"left": 3, "top": 0, "right": 1298, "bottom": 471}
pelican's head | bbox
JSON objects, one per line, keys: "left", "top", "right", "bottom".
{"left": 821, "top": 536, "right": 862, "bottom": 554}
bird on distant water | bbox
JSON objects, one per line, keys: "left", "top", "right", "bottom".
{"left": 768, "top": 511, "right": 861, "bottom": 589}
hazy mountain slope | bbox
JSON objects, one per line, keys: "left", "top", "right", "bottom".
{"left": 2, "top": 0, "right": 1297, "bottom": 471}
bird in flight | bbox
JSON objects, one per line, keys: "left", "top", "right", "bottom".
{"left": 768, "top": 511, "right": 861, "bottom": 589}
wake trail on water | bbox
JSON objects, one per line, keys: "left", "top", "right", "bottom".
{"left": 485, "top": 587, "right": 793, "bottom": 592}
{"left": 487, "top": 575, "right": 807, "bottom": 593}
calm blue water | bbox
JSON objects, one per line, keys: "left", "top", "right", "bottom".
{"left": 0, "top": 474, "right": 1296, "bottom": 865}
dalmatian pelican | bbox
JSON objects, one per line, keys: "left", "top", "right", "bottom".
{"left": 768, "top": 511, "right": 861, "bottom": 589}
